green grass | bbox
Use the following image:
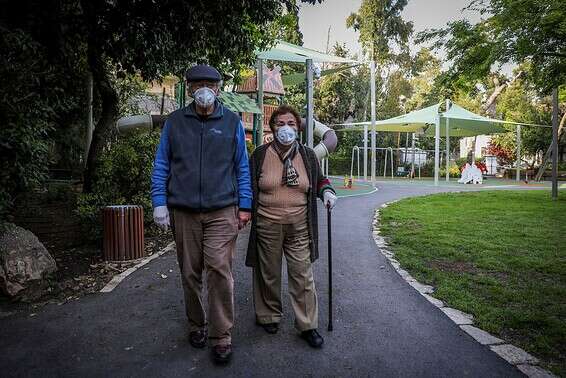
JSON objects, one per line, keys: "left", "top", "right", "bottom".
{"left": 380, "top": 191, "right": 566, "bottom": 376}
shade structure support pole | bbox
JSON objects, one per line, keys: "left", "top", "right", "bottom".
{"left": 446, "top": 119, "right": 450, "bottom": 182}
{"left": 306, "top": 58, "right": 314, "bottom": 148}
{"left": 363, "top": 124, "right": 368, "bottom": 181}
{"left": 370, "top": 60, "right": 377, "bottom": 186}
{"left": 552, "top": 88, "right": 559, "bottom": 200}
{"left": 434, "top": 113, "right": 440, "bottom": 186}
{"left": 256, "top": 58, "right": 264, "bottom": 146}
{"left": 252, "top": 114, "right": 258, "bottom": 146}
{"left": 516, "top": 124, "right": 521, "bottom": 182}
{"left": 410, "top": 133, "right": 415, "bottom": 179}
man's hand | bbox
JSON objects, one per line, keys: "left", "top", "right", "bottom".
{"left": 238, "top": 211, "right": 251, "bottom": 230}
{"left": 153, "top": 206, "right": 170, "bottom": 231}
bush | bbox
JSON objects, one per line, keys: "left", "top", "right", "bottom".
{"left": 328, "top": 156, "right": 353, "bottom": 176}
{"left": 76, "top": 130, "right": 161, "bottom": 240}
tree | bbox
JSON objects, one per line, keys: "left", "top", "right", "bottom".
{"left": 346, "top": 0, "right": 413, "bottom": 67}
{"left": 417, "top": 0, "right": 566, "bottom": 93}
{"left": 3, "top": 0, "right": 324, "bottom": 201}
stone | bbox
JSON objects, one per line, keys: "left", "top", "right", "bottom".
{"left": 460, "top": 325, "right": 504, "bottom": 345}
{"left": 490, "top": 344, "right": 539, "bottom": 365}
{"left": 408, "top": 280, "right": 434, "bottom": 294}
{"left": 0, "top": 223, "right": 57, "bottom": 297}
{"left": 421, "top": 293, "right": 444, "bottom": 308}
{"left": 517, "top": 364, "right": 556, "bottom": 378}
{"left": 440, "top": 307, "right": 474, "bottom": 325}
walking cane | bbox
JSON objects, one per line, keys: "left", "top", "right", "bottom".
{"left": 327, "top": 203, "right": 333, "bottom": 332}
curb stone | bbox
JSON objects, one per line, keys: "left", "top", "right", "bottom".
{"left": 372, "top": 202, "right": 556, "bottom": 378}
{"left": 100, "top": 242, "right": 176, "bottom": 293}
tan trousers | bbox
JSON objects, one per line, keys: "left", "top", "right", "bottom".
{"left": 171, "top": 206, "right": 238, "bottom": 346}
{"left": 253, "top": 214, "right": 318, "bottom": 331}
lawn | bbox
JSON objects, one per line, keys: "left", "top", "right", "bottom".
{"left": 379, "top": 190, "right": 566, "bottom": 376}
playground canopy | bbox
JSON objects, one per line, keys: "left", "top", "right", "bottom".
{"left": 336, "top": 101, "right": 551, "bottom": 185}
{"left": 256, "top": 40, "right": 356, "bottom": 64}
{"left": 254, "top": 39, "right": 358, "bottom": 148}
{"left": 337, "top": 102, "right": 510, "bottom": 137}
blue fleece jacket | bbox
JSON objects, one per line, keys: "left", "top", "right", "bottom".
{"left": 151, "top": 103, "right": 252, "bottom": 211}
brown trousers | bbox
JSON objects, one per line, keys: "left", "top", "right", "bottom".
{"left": 253, "top": 214, "right": 318, "bottom": 331}
{"left": 171, "top": 206, "right": 238, "bottom": 346}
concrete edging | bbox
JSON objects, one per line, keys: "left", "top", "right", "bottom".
{"left": 99, "top": 242, "right": 176, "bottom": 293}
{"left": 372, "top": 201, "right": 556, "bottom": 378}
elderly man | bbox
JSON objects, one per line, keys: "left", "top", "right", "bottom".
{"left": 151, "top": 64, "right": 251, "bottom": 363}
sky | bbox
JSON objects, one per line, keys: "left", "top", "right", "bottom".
{"left": 298, "top": 0, "right": 482, "bottom": 62}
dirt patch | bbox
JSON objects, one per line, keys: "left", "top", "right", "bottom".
{"left": 0, "top": 233, "right": 173, "bottom": 314}
{"left": 429, "top": 260, "right": 480, "bottom": 274}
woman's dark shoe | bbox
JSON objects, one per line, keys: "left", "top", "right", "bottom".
{"left": 212, "top": 344, "right": 232, "bottom": 364}
{"left": 189, "top": 330, "right": 207, "bottom": 348}
{"left": 301, "top": 329, "right": 324, "bottom": 348}
{"left": 261, "top": 323, "right": 279, "bottom": 334}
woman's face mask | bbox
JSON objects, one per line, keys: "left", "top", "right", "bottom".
{"left": 193, "top": 87, "right": 216, "bottom": 108}
{"left": 276, "top": 124, "right": 297, "bottom": 145}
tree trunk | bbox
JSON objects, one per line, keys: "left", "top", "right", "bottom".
{"left": 482, "top": 71, "right": 524, "bottom": 117}
{"left": 81, "top": 1, "right": 119, "bottom": 193}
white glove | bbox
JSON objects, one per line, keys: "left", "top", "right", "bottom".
{"left": 153, "top": 206, "right": 170, "bottom": 231}
{"left": 323, "top": 191, "right": 337, "bottom": 210}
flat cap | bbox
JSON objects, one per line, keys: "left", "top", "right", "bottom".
{"left": 185, "top": 64, "right": 222, "bottom": 82}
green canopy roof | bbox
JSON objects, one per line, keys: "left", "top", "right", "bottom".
{"left": 257, "top": 40, "right": 356, "bottom": 64}
{"left": 218, "top": 91, "right": 262, "bottom": 114}
{"left": 336, "top": 103, "right": 510, "bottom": 137}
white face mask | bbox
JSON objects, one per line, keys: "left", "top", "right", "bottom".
{"left": 193, "top": 87, "right": 216, "bottom": 108}
{"left": 276, "top": 124, "right": 297, "bottom": 145}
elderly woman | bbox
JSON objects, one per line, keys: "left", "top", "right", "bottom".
{"left": 245, "top": 105, "right": 337, "bottom": 348}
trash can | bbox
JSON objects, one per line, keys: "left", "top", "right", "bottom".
{"left": 103, "top": 205, "right": 145, "bottom": 261}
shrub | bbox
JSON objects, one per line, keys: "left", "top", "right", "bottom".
{"left": 76, "top": 130, "right": 161, "bottom": 240}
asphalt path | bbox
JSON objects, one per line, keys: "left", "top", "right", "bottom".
{"left": 0, "top": 182, "right": 524, "bottom": 377}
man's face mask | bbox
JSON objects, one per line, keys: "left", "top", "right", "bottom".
{"left": 276, "top": 125, "right": 297, "bottom": 145}
{"left": 193, "top": 87, "right": 216, "bottom": 108}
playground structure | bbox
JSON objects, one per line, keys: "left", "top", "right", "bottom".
{"left": 350, "top": 146, "right": 440, "bottom": 181}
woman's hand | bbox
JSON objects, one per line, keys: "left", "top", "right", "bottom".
{"left": 323, "top": 191, "right": 337, "bottom": 210}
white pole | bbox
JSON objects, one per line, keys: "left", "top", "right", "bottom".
{"left": 516, "top": 124, "right": 521, "bottom": 181}
{"left": 370, "top": 60, "right": 377, "bottom": 186}
{"left": 445, "top": 99, "right": 450, "bottom": 182}
{"left": 410, "top": 133, "right": 415, "bottom": 179}
{"left": 306, "top": 59, "right": 314, "bottom": 148}
{"left": 434, "top": 112, "right": 440, "bottom": 186}
{"left": 363, "top": 124, "right": 368, "bottom": 181}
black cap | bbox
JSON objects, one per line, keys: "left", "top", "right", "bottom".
{"left": 185, "top": 65, "right": 222, "bottom": 82}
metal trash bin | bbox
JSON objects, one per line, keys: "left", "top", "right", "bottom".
{"left": 103, "top": 205, "right": 145, "bottom": 261}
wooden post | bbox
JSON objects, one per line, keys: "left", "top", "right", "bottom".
{"left": 552, "top": 88, "right": 559, "bottom": 200}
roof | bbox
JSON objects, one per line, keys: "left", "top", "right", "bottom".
{"left": 256, "top": 40, "right": 357, "bottom": 64}
{"left": 217, "top": 91, "right": 262, "bottom": 114}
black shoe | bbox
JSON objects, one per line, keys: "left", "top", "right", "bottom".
{"left": 301, "top": 329, "right": 324, "bottom": 348}
{"left": 189, "top": 330, "right": 207, "bottom": 348}
{"left": 261, "top": 323, "right": 279, "bottom": 334}
{"left": 212, "top": 344, "right": 232, "bottom": 364}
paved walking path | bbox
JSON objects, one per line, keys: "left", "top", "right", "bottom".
{"left": 0, "top": 182, "right": 524, "bottom": 377}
